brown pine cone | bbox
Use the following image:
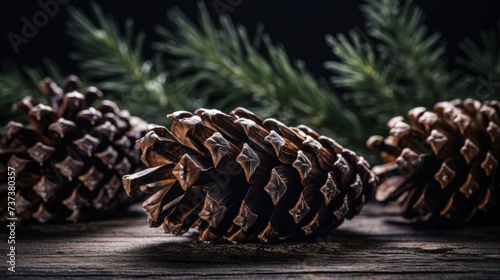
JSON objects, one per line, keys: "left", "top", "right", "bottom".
{"left": 0, "top": 76, "right": 147, "bottom": 223}
{"left": 123, "top": 108, "right": 378, "bottom": 242}
{"left": 368, "top": 99, "right": 500, "bottom": 225}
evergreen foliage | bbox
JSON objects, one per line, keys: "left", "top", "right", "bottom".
{"left": 0, "top": 0, "right": 498, "bottom": 151}
{"left": 325, "top": 0, "right": 474, "bottom": 132}
{"left": 458, "top": 22, "right": 500, "bottom": 100}
{"left": 67, "top": 3, "right": 194, "bottom": 124}
{"left": 154, "top": 2, "right": 365, "bottom": 142}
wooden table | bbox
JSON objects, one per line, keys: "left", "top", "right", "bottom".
{"left": 3, "top": 203, "right": 500, "bottom": 279}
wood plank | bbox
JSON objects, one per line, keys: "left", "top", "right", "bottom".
{"left": 2, "top": 203, "right": 500, "bottom": 278}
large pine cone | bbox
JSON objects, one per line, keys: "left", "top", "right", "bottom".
{"left": 0, "top": 76, "right": 147, "bottom": 223}
{"left": 368, "top": 99, "right": 500, "bottom": 225}
{"left": 123, "top": 108, "right": 378, "bottom": 242}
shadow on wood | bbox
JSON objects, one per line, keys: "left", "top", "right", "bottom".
{"left": 2, "top": 203, "right": 500, "bottom": 278}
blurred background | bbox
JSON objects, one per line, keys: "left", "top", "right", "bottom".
{"left": 2, "top": 0, "right": 499, "bottom": 77}
{"left": 1, "top": 0, "right": 500, "bottom": 157}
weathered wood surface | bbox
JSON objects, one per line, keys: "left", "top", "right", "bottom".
{"left": 3, "top": 203, "right": 500, "bottom": 279}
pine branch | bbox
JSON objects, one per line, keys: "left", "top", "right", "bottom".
{"left": 154, "top": 2, "right": 365, "bottom": 143}
{"left": 361, "top": 0, "right": 460, "bottom": 103}
{"left": 458, "top": 22, "right": 500, "bottom": 100}
{"left": 67, "top": 3, "right": 194, "bottom": 123}
{"left": 325, "top": 0, "right": 474, "bottom": 135}
{"left": 325, "top": 31, "right": 401, "bottom": 131}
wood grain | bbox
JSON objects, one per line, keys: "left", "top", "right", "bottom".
{"left": 2, "top": 203, "right": 500, "bottom": 278}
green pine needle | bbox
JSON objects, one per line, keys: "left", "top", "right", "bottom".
{"left": 67, "top": 3, "right": 195, "bottom": 124}
{"left": 325, "top": 31, "right": 401, "bottom": 130}
{"left": 361, "top": 0, "right": 455, "bottom": 103}
{"left": 154, "top": 2, "right": 365, "bottom": 143}
{"left": 3, "top": 0, "right": 496, "bottom": 150}
{"left": 458, "top": 22, "right": 500, "bottom": 100}
{"left": 326, "top": 0, "right": 474, "bottom": 134}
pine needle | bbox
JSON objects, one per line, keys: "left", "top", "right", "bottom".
{"left": 458, "top": 22, "right": 500, "bottom": 100}
{"left": 67, "top": 3, "right": 193, "bottom": 124}
{"left": 326, "top": 0, "right": 472, "bottom": 134}
{"left": 154, "top": 2, "right": 365, "bottom": 143}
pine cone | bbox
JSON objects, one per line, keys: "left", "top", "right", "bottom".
{"left": 367, "top": 99, "right": 500, "bottom": 225}
{"left": 123, "top": 108, "right": 378, "bottom": 242}
{"left": 0, "top": 76, "right": 147, "bottom": 223}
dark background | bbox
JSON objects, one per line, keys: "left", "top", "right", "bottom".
{"left": 1, "top": 0, "right": 500, "bottom": 80}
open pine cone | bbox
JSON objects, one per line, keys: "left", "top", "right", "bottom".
{"left": 123, "top": 108, "right": 378, "bottom": 242}
{"left": 0, "top": 76, "right": 147, "bottom": 223}
{"left": 368, "top": 99, "right": 500, "bottom": 225}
